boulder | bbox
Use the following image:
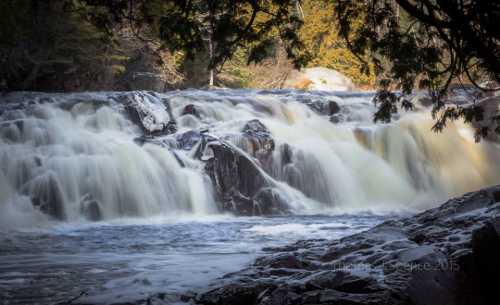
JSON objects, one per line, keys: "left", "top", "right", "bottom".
{"left": 120, "top": 93, "right": 177, "bottom": 136}
{"left": 204, "top": 140, "right": 288, "bottom": 215}
{"left": 182, "top": 104, "right": 201, "bottom": 118}
{"left": 176, "top": 130, "right": 203, "bottom": 151}
{"left": 306, "top": 99, "right": 341, "bottom": 116}
{"left": 282, "top": 67, "right": 356, "bottom": 91}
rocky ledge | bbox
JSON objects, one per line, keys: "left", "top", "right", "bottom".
{"left": 191, "top": 185, "right": 500, "bottom": 305}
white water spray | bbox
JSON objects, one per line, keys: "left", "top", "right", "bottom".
{"left": 1, "top": 90, "right": 500, "bottom": 226}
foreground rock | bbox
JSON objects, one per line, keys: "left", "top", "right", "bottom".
{"left": 193, "top": 185, "right": 500, "bottom": 305}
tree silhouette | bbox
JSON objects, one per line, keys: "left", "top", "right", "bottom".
{"left": 335, "top": 0, "right": 500, "bottom": 140}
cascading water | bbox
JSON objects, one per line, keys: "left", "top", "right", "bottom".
{"left": 1, "top": 89, "right": 500, "bottom": 227}
{"left": 2, "top": 89, "right": 500, "bottom": 305}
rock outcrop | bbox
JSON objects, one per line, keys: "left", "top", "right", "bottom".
{"left": 283, "top": 67, "right": 356, "bottom": 91}
{"left": 192, "top": 185, "right": 500, "bottom": 305}
{"left": 119, "top": 92, "right": 177, "bottom": 136}
{"left": 204, "top": 139, "right": 288, "bottom": 216}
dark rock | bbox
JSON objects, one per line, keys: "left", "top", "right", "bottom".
{"left": 31, "top": 174, "right": 66, "bottom": 220}
{"left": 330, "top": 114, "right": 342, "bottom": 124}
{"left": 205, "top": 140, "right": 287, "bottom": 215}
{"left": 197, "top": 282, "right": 275, "bottom": 305}
{"left": 470, "top": 218, "right": 500, "bottom": 305}
{"left": 259, "top": 286, "right": 300, "bottom": 305}
{"left": 321, "top": 242, "right": 373, "bottom": 262}
{"left": 301, "top": 289, "right": 386, "bottom": 305}
{"left": 149, "top": 121, "right": 177, "bottom": 137}
{"left": 176, "top": 130, "right": 202, "bottom": 151}
{"left": 279, "top": 143, "right": 293, "bottom": 165}
{"left": 80, "top": 194, "right": 102, "bottom": 221}
{"left": 255, "top": 253, "right": 305, "bottom": 269}
{"left": 241, "top": 119, "right": 275, "bottom": 161}
{"left": 329, "top": 100, "right": 341, "bottom": 115}
{"left": 194, "top": 186, "right": 500, "bottom": 305}
{"left": 409, "top": 233, "right": 426, "bottom": 244}
{"left": 252, "top": 188, "right": 289, "bottom": 215}
{"left": 407, "top": 268, "right": 459, "bottom": 305}
{"left": 206, "top": 141, "right": 266, "bottom": 199}
{"left": 182, "top": 104, "right": 201, "bottom": 118}
{"left": 121, "top": 93, "right": 176, "bottom": 136}
{"left": 119, "top": 46, "right": 166, "bottom": 92}
{"left": 34, "top": 156, "right": 42, "bottom": 167}
{"left": 306, "top": 100, "right": 341, "bottom": 116}
{"left": 306, "top": 271, "right": 382, "bottom": 294}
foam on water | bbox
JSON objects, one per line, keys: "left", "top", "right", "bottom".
{"left": 1, "top": 89, "right": 500, "bottom": 226}
{"left": 2, "top": 89, "right": 500, "bottom": 304}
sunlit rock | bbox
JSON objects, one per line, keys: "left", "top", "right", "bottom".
{"left": 283, "top": 67, "right": 356, "bottom": 91}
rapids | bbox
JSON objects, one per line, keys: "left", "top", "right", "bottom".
{"left": 1, "top": 89, "right": 499, "bottom": 226}
{"left": 1, "top": 89, "right": 500, "bottom": 304}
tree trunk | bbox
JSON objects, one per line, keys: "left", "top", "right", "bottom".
{"left": 208, "top": 35, "right": 214, "bottom": 87}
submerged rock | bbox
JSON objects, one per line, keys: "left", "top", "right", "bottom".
{"left": 306, "top": 99, "right": 341, "bottom": 116}
{"left": 30, "top": 173, "right": 66, "bottom": 220}
{"left": 182, "top": 104, "right": 201, "bottom": 118}
{"left": 194, "top": 185, "right": 500, "bottom": 305}
{"left": 80, "top": 194, "right": 102, "bottom": 221}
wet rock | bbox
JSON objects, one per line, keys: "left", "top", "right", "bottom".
{"left": 149, "top": 120, "right": 177, "bottom": 136}
{"left": 301, "top": 289, "right": 386, "bottom": 305}
{"left": 259, "top": 286, "right": 301, "bottom": 305}
{"left": 120, "top": 93, "right": 176, "bottom": 136}
{"left": 182, "top": 104, "right": 200, "bottom": 118}
{"left": 80, "top": 194, "right": 102, "bottom": 221}
{"left": 205, "top": 140, "right": 287, "bottom": 215}
{"left": 195, "top": 185, "right": 500, "bottom": 305}
{"left": 306, "top": 100, "right": 341, "bottom": 116}
{"left": 252, "top": 188, "right": 289, "bottom": 215}
{"left": 329, "top": 100, "right": 341, "bottom": 115}
{"left": 279, "top": 143, "right": 293, "bottom": 165}
{"left": 407, "top": 268, "right": 459, "bottom": 305}
{"left": 255, "top": 253, "right": 305, "bottom": 269}
{"left": 241, "top": 119, "right": 275, "bottom": 160}
{"left": 176, "top": 130, "right": 202, "bottom": 150}
{"left": 306, "top": 271, "right": 382, "bottom": 294}
{"left": 470, "top": 218, "right": 500, "bottom": 305}
{"left": 197, "top": 282, "right": 275, "bottom": 305}
{"left": 392, "top": 245, "right": 447, "bottom": 266}
{"left": 31, "top": 174, "right": 66, "bottom": 220}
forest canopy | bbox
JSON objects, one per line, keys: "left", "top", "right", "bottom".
{"left": 1, "top": 0, "right": 499, "bottom": 137}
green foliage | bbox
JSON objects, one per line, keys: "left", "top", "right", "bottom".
{"left": 299, "top": 0, "right": 375, "bottom": 87}
{"left": 335, "top": 0, "right": 500, "bottom": 139}
{"left": 81, "top": 0, "right": 310, "bottom": 72}
{"left": 0, "top": 0, "right": 127, "bottom": 91}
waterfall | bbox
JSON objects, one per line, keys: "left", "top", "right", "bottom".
{"left": 1, "top": 90, "right": 500, "bottom": 226}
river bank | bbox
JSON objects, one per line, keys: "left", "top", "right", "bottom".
{"left": 190, "top": 185, "right": 500, "bottom": 305}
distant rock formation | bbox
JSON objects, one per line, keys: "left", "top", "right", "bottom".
{"left": 283, "top": 67, "right": 356, "bottom": 91}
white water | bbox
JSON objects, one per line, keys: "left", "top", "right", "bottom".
{"left": 1, "top": 89, "right": 500, "bottom": 228}
{"left": 2, "top": 89, "right": 500, "bottom": 304}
